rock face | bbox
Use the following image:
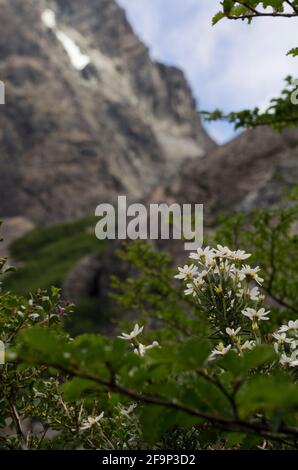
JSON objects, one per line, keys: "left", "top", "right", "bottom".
{"left": 0, "top": 0, "right": 214, "bottom": 224}
{"left": 150, "top": 127, "right": 298, "bottom": 220}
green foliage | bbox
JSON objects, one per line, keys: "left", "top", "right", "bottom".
{"left": 213, "top": 1, "right": 298, "bottom": 25}
{"left": 202, "top": 77, "right": 298, "bottom": 131}
{"left": 111, "top": 241, "right": 210, "bottom": 341}
{"left": 5, "top": 217, "right": 102, "bottom": 295}
{"left": 287, "top": 47, "right": 298, "bottom": 57}
{"left": 2, "top": 206, "right": 298, "bottom": 449}
{"left": 208, "top": 3, "right": 298, "bottom": 130}
{"left": 1, "top": 3, "right": 298, "bottom": 450}
{"left": 210, "top": 199, "right": 298, "bottom": 326}
{"left": 2, "top": 217, "right": 106, "bottom": 335}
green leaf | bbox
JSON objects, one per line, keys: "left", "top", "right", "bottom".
{"left": 61, "top": 377, "right": 101, "bottom": 401}
{"left": 242, "top": 345, "right": 276, "bottom": 371}
{"left": 178, "top": 338, "right": 211, "bottom": 369}
{"left": 218, "top": 345, "right": 275, "bottom": 378}
{"left": 212, "top": 11, "right": 225, "bottom": 25}
{"left": 17, "top": 327, "right": 68, "bottom": 365}
{"left": 238, "top": 373, "right": 298, "bottom": 418}
{"left": 287, "top": 47, "right": 298, "bottom": 57}
{"left": 225, "top": 432, "right": 245, "bottom": 448}
{"left": 240, "top": 433, "right": 263, "bottom": 449}
{"left": 146, "top": 338, "right": 210, "bottom": 372}
{"left": 140, "top": 405, "right": 197, "bottom": 444}
{"left": 222, "top": 0, "right": 234, "bottom": 15}
{"left": 140, "top": 406, "right": 176, "bottom": 443}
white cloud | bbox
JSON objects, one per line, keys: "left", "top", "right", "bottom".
{"left": 117, "top": 0, "right": 298, "bottom": 143}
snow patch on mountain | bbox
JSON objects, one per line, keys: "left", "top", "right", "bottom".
{"left": 41, "top": 8, "right": 90, "bottom": 71}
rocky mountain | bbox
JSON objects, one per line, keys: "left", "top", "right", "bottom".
{"left": 150, "top": 126, "right": 298, "bottom": 221}
{"left": 0, "top": 0, "right": 214, "bottom": 225}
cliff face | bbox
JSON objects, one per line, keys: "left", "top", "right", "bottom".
{"left": 0, "top": 0, "right": 214, "bottom": 224}
{"left": 150, "top": 127, "right": 298, "bottom": 220}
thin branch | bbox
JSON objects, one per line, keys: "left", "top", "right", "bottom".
{"left": 53, "top": 364, "right": 298, "bottom": 446}
{"left": 8, "top": 396, "right": 28, "bottom": 450}
{"left": 201, "top": 113, "right": 298, "bottom": 129}
{"left": 196, "top": 368, "right": 239, "bottom": 420}
{"left": 234, "top": 0, "right": 258, "bottom": 14}
{"left": 285, "top": 1, "right": 298, "bottom": 14}
{"left": 263, "top": 286, "right": 298, "bottom": 314}
{"left": 36, "top": 426, "right": 49, "bottom": 450}
{"left": 227, "top": 12, "right": 297, "bottom": 20}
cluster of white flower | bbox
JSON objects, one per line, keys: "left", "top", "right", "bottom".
{"left": 175, "top": 246, "right": 265, "bottom": 301}
{"left": 175, "top": 245, "right": 269, "bottom": 359}
{"left": 176, "top": 245, "right": 298, "bottom": 369}
{"left": 77, "top": 402, "right": 139, "bottom": 433}
{"left": 118, "top": 324, "right": 159, "bottom": 357}
{"left": 273, "top": 320, "right": 298, "bottom": 368}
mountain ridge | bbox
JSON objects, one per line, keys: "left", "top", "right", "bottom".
{"left": 0, "top": 0, "right": 214, "bottom": 224}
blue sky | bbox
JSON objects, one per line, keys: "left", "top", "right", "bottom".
{"left": 116, "top": 0, "right": 298, "bottom": 143}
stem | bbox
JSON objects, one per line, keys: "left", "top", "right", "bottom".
{"left": 196, "top": 368, "right": 240, "bottom": 420}
{"left": 8, "top": 396, "right": 28, "bottom": 450}
{"left": 52, "top": 363, "right": 298, "bottom": 446}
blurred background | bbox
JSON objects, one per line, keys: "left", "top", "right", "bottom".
{"left": 1, "top": 0, "right": 298, "bottom": 333}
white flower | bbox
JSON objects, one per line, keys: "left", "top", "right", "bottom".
{"left": 118, "top": 324, "right": 144, "bottom": 341}
{"left": 273, "top": 332, "right": 294, "bottom": 344}
{"left": 189, "top": 247, "right": 215, "bottom": 264}
{"left": 134, "top": 341, "right": 159, "bottom": 357}
{"left": 278, "top": 320, "right": 298, "bottom": 333}
{"left": 215, "top": 245, "right": 233, "bottom": 258}
{"left": 33, "top": 388, "right": 46, "bottom": 398}
{"left": 184, "top": 283, "right": 196, "bottom": 296}
{"left": 241, "top": 340, "right": 256, "bottom": 351}
{"left": 184, "top": 273, "right": 207, "bottom": 296}
{"left": 134, "top": 343, "right": 146, "bottom": 357}
{"left": 175, "top": 264, "right": 198, "bottom": 280}
{"left": 193, "top": 277, "right": 206, "bottom": 289}
{"left": 279, "top": 353, "right": 298, "bottom": 368}
{"left": 197, "top": 270, "right": 209, "bottom": 280}
{"left": 80, "top": 412, "right": 104, "bottom": 431}
{"left": 120, "top": 403, "right": 137, "bottom": 417}
{"left": 290, "top": 340, "right": 298, "bottom": 350}
{"left": 209, "top": 343, "right": 231, "bottom": 360}
{"left": 230, "top": 250, "right": 251, "bottom": 261}
{"left": 248, "top": 286, "right": 261, "bottom": 301}
{"left": 227, "top": 264, "right": 239, "bottom": 278}
{"left": 239, "top": 265, "right": 264, "bottom": 285}
{"left": 29, "top": 313, "right": 40, "bottom": 321}
{"left": 226, "top": 327, "right": 241, "bottom": 337}
{"left": 242, "top": 307, "right": 270, "bottom": 322}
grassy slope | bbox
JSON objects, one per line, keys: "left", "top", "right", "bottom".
{"left": 3, "top": 217, "right": 109, "bottom": 334}
{"left": 5, "top": 216, "right": 102, "bottom": 295}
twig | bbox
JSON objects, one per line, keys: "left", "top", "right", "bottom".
{"left": 8, "top": 396, "right": 28, "bottom": 450}
{"left": 227, "top": 12, "right": 297, "bottom": 20}
{"left": 196, "top": 368, "right": 239, "bottom": 420}
{"left": 53, "top": 364, "right": 298, "bottom": 446}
